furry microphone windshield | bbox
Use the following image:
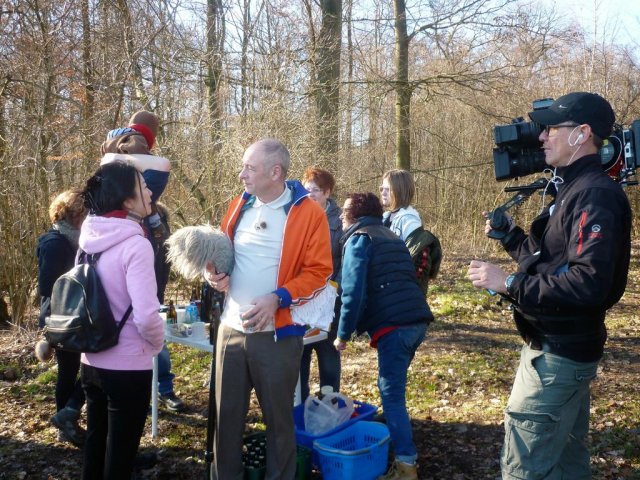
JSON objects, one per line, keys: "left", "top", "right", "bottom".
{"left": 166, "top": 225, "right": 234, "bottom": 280}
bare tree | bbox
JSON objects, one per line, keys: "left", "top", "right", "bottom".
{"left": 205, "top": 0, "right": 225, "bottom": 147}
{"left": 80, "top": 0, "right": 96, "bottom": 168}
{"left": 315, "top": 0, "right": 342, "bottom": 169}
{"left": 0, "top": 0, "right": 639, "bottom": 325}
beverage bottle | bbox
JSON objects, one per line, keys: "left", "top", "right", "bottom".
{"left": 212, "top": 300, "right": 221, "bottom": 322}
{"left": 167, "top": 300, "right": 177, "bottom": 324}
{"left": 185, "top": 304, "right": 198, "bottom": 323}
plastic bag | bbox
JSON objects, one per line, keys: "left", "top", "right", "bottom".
{"left": 303, "top": 391, "right": 354, "bottom": 435}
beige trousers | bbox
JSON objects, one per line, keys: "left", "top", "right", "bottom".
{"left": 212, "top": 325, "right": 303, "bottom": 480}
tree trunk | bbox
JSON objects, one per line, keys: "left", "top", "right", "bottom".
{"left": 206, "top": 0, "right": 225, "bottom": 149}
{"left": 344, "top": 0, "right": 353, "bottom": 152}
{"left": 116, "top": 0, "right": 149, "bottom": 108}
{"left": 0, "top": 78, "right": 7, "bottom": 160}
{"left": 315, "top": 0, "right": 342, "bottom": 170}
{"left": 393, "top": 0, "right": 411, "bottom": 170}
{"left": 81, "top": 0, "right": 95, "bottom": 170}
{"left": 0, "top": 297, "right": 10, "bottom": 328}
{"left": 240, "top": 0, "right": 251, "bottom": 117}
{"left": 35, "top": 3, "right": 54, "bottom": 202}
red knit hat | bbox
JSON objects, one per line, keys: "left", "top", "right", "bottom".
{"left": 128, "top": 111, "right": 159, "bottom": 150}
{"left": 129, "top": 123, "right": 155, "bottom": 150}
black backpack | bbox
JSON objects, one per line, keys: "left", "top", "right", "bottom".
{"left": 44, "top": 251, "right": 132, "bottom": 353}
{"left": 404, "top": 226, "right": 443, "bottom": 294}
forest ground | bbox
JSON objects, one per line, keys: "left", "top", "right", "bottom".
{"left": 0, "top": 252, "right": 638, "bottom": 480}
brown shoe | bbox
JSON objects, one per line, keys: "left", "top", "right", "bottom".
{"left": 377, "top": 460, "right": 418, "bottom": 480}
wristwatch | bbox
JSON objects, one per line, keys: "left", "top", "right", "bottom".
{"left": 504, "top": 273, "right": 516, "bottom": 293}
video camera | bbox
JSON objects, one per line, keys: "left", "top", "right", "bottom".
{"left": 492, "top": 98, "right": 640, "bottom": 185}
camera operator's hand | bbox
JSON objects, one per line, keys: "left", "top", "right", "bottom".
{"left": 467, "top": 260, "right": 508, "bottom": 294}
{"left": 483, "top": 209, "right": 515, "bottom": 238}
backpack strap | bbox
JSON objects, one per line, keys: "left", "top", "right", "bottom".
{"left": 78, "top": 249, "right": 132, "bottom": 332}
{"left": 116, "top": 305, "right": 133, "bottom": 333}
{"left": 78, "top": 250, "right": 101, "bottom": 267}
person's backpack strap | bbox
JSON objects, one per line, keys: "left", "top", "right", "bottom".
{"left": 79, "top": 249, "right": 132, "bottom": 334}
{"left": 117, "top": 305, "right": 133, "bottom": 333}
{"left": 78, "top": 250, "right": 100, "bottom": 266}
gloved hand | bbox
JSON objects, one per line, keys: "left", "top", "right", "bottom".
{"left": 485, "top": 207, "right": 515, "bottom": 240}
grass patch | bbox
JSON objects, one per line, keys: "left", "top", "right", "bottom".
{"left": 1, "top": 254, "right": 639, "bottom": 479}
{"left": 34, "top": 367, "right": 57, "bottom": 385}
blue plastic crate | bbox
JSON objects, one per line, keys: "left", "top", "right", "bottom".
{"left": 313, "top": 421, "right": 390, "bottom": 480}
{"left": 294, "top": 400, "right": 377, "bottom": 466}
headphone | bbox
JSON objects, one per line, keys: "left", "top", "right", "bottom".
{"left": 568, "top": 129, "right": 584, "bottom": 147}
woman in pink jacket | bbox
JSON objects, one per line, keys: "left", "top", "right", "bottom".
{"left": 78, "top": 161, "right": 164, "bottom": 480}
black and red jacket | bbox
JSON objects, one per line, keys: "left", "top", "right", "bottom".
{"left": 501, "top": 154, "right": 632, "bottom": 361}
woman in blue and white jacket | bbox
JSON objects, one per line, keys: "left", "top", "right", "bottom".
{"left": 334, "top": 192, "right": 432, "bottom": 480}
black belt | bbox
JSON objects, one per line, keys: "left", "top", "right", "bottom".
{"left": 526, "top": 337, "right": 553, "bottom": 353}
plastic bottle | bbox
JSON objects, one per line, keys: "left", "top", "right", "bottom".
{"left": 320, "top": 385, "right": 336, "bottom": 403}
{"left": 185, "top": 304, "right": 198, "bottom": 324}
{"left": 304, "top": 386, "right": 347, "bottom": 435}
{"left": 320, "top": 386, "right": 354, "bottom": 425}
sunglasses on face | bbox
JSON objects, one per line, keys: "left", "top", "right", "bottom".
{"left": 543, "top": 123, "right": 580, "bottom": 135}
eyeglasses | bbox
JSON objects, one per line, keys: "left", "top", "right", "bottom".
{"left": 379, "top": 186, "right": 390, "bottom": 193}
{"left": 306, "top": 188, "right": 323, "bottom": 194}
{"left": 543, "top": 123, "right": 580, "bottom": 135}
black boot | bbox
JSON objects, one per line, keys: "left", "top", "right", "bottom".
{"left": 51, "top": 406, "right": 86, "bottom": 447}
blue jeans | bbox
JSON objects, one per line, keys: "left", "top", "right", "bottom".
{"left": 501, "top": 344, "right": 598, "bottom": 479}
{"left": 157, "top": 345, "right": 175, "bottom": 395}
{"left": 376, "top": 323, "right": 427, "bottom": 464}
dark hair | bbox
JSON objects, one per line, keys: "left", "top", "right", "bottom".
{"left": 302, "top": 167, "right": 336, "bottom": 193}
{"left": 345, "top": 192, "right": 383, "bottom": 220}
{"left": 82, "top": 161, "right": 140, "bottom": 215}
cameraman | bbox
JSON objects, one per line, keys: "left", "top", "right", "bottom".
{"left": 468, "top": 92, "right": 632, "bottom": 479}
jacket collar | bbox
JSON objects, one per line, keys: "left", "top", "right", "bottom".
{"left": 342, "top": 216, "right": 382, "bottom": 243}
{"left": 240, "top": 179, "right": 309, "bottom": 215}
{"left": 555, "top": 154, "right": 602, "bottom": 187}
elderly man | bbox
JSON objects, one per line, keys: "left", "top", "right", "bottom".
{"left": 205, "top": 139, "right": 332, "bottom": 479}
{"left": 468, "top": 92, "right": 632, "bottom": 479}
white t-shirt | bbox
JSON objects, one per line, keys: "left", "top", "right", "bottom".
{"left": 220, "top": 186, "right": 292, "bottom": 332}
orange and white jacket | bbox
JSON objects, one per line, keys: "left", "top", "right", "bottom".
{"left": 221, "top": 180, "right": 333, "bottom": 337}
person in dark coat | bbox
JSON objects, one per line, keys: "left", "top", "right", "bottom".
{"left": 299, "top": 166, "right": 342, "bottom": 401}
{"left": 334, "top": 192, "right": 433, "bottom": 480}
{"left": 468, "top": 92, "right": 632, "bottom": 479}
{"left": 37, "top": 189, "right": 88, "bottom": 447}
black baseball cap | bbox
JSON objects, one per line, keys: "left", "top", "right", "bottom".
{"left": 528, "top": 92, "right": 615, "bottom": 139}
